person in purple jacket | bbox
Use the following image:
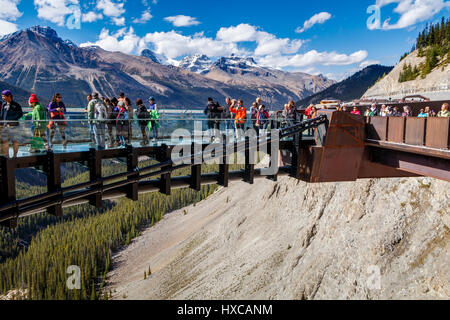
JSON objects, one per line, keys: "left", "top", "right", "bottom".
{"left": 47, "top": 93, "right": 67, "bottom": 148}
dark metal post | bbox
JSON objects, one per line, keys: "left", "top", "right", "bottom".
{"left": 266, "top": 135, "right": 278, "bottom": 182}
{"left": 159, "top": 144, "right": 171, "bottom": 196}
{"left": 290, "top": 132, "right": 303, "bottom": 179}
{"left": 219, "top": 134, "right": 229, "bottom": 187}
{"left": 46, "top": 151, "right": 63, "bottom": 217}
{"left": 89, "top": 148, "right": 103, "bottom": 208}
{"left": 244, "top": 136, "right": 255, "bottom": 184}
{"left": 126, "top": 144, "right": 139, "bottom": 201}
{"left": 0, "top": 156, "right": 18, "bottom": 227}
{"left": 190, "top": 142, "right": 201, "bottom": 191}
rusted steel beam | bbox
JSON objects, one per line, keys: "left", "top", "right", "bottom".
{"left": 405, "top": 117, "right": 426, "bottom": 146}
{"left": 387, "top": 117, "right": 406, "bottom": 144}
{"left": 366, "top": 116, "right": 388, "bottom": 141}
{"left": 365, "top": 139, "right": 450, "bottom": 160}
{"left": 370, "top": 147, "right": 450, "bottom": 182}
{"left": 358, "top": 149, "right": 420, "bottom": 179}
{"left": 425, "top": 117, "right": 450, "bottom": 150}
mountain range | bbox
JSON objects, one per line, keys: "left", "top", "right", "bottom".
{"left": 0, "top": 26, "right": 335, "bottom": 109}
{"left": 297, "top": 65, "right": 394, "bottom": 106}
{"left": 178, "top": 54, "right": 336, "bottom": 103}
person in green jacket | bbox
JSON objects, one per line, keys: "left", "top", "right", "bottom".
{"left": 28, "top": 94, "right": 49, "bottom": 152}
{"left": 147, "top": 109, "right": 160, "bottom": 141}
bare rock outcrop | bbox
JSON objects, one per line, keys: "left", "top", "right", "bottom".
{"left": 107, "top": 176, "right": 449, "bottom": 300}
{"left": 364, "top": 50, "right": 450, "bottom": 100}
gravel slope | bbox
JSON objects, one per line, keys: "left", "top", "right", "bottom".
{"left": 106, "top": 176, "right": 449, "bottom": 300}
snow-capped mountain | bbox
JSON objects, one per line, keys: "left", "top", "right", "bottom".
{"left": 202, "top": 55, "right": 336, "bottom": 101}
{"left": 0, "top": 26, "right": 335, "bottom": 108}
{"left": 178, "top": 54, "right": 212, "bottom": 74}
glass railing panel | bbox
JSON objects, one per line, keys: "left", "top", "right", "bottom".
{"left": 0, "top": 114, "right": 308, "bottom": 158}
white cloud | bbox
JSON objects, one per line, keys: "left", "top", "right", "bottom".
{"left": 80, "top": 27, "right": 146, "bottom": 55}
{"left": 258, "top": 50, "right": 368, "bottom": 69}
{"left": 82, "top": 11, "right": 103, "bottom": 23}
{"left": 96, "top": 0, "right": 125, "bottom": 16}
{"left": 0, "top": 0, "right": 22, "bottom": 34}
{"left": 217, "top": 24, "right": 304, "bottom": 56}
{"left": 133, "top": 10, "right": 152, "bottom": 24}
{"left": 377, "top": 0, "right": 450, "bottom": 30}
{"left": 295, "top": 12, "right": 332, "bottom": 33}
{"left": 82, "top": 22, "right": 369, "bottom": 74}
{"left": 360, "top": 60, "right": 381, "bottom": 68}
{"left": 112, "top": 16, "right": 125, "bottom": 26}
{"left": 164, "top": 15, "right": 200, "bottom": 27}
{"left": 34, "top": 0, "right": 79, "bottom": 26}
{"left": 0, "top": 0, "right": 22, "bottom": 21}
{"left": 96, "top": 0, "right": 126, "bottom": 25}
{"left": 144, "top": 31, "right": 241, "bottom": 58}
{"left": 216, "top": 24, "right": 258, "bottom": 42}
{"left": 254, "top": 34, "right": 304, "bottom": 56}
{"left": 0, "top": 19, "right": 19, "bottom": 36}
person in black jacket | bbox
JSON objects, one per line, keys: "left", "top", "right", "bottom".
{"left": 204, "top": 98, "right": 223, "bottom": 142}
{"left": 136, "top": 99, "right": 149, "bottom": 146}
{"left": 1, "top": 90, "right": 23, "bottom": 157}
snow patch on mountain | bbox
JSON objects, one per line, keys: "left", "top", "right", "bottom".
{"left": 178, "top": 54, "right": 212, "bottom": 74}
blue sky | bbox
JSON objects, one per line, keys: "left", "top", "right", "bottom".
{"left": 1, "top": 0, "right": 449, "bottom": 80}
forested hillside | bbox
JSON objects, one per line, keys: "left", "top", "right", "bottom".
{"left": 399, "top": 18, "right": 450, "bottom": 82}
{"left": 0, "top": 163, "right": 219, "bottom": 300}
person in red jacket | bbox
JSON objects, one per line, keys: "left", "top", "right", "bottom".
{"left": 230, "top": 99, "right": 246, "bottom": 139}
{"left": 351, "top": 107, "right": 361, "bottom": 116}
{"left": 304, "top": 104, "right": 314, "bottom": 119}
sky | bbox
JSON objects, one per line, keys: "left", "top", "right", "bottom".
{"left": 1, "top": 0, "right": 449, "bottom": 80}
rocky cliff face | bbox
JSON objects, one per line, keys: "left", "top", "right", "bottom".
{"left": 107, "top": 176, "right": 449, "bottom": 300}
{"left": 364, "top": 50, "right": 450, "bottom": 100}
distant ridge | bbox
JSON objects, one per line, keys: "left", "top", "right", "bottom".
{"left": 0, "top": 79, "right": 45, "bottom": 107}
{"left": 297, "top": 65, "right": 394, "bottom": 106}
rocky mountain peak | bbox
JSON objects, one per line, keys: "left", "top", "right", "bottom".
{"left": 140, "top": 49, "right": 160, "bottom": 64}
{"left": 27, "top": 26, "right": 59, "bottom": 39}
{"left": 178, "top": 54, "right": 212, "bottom": 74}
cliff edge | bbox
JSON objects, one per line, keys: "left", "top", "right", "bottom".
{"left": 107, "top": 176, "right": 449, "bottom": 300}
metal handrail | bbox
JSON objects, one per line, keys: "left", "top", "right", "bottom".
{"left": 0, "top": 116, "right": 328, "bottom": 221}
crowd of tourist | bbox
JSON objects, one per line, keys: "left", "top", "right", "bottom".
{"left": 204, "top": 97, "right": 306, "bottom": 141}
{"left": 342, "top": 103, "right": 450, "bottom": 118}
{"left": 0, "top": 90, "right": 161, "bottom": 156}
{"left": 0, "top": 88, "right": 449, "bottom": 157}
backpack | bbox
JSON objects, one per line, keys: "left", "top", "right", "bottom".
{"left": 137, "top": 105, "right": 150, "bottom": 126}
{"left": 94, "top": 101, "right": 107, "bottom": 122}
